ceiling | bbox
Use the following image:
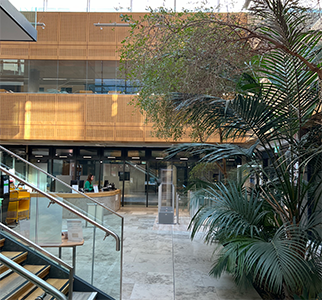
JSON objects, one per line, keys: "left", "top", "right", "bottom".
{"left": 0, "top": 0, "right": 37, "bottom": 41}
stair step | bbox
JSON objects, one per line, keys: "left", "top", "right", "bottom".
{"left": 21, "top": 278, "right": 69, "bottom": 300}
{"left": 72, "top": 292, "right": 98, "bottom": 300}
{"left": 0, "top": 238, "right": 5, "bottom": 248}
{"left": 0, "top": 264, "right": 50, "bottom": 300}
{"left": 0, "top": 251, "right": 28, "bottom": 274}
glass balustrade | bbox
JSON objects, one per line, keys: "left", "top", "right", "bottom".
{"left": 0, "top": 146, "right": 123, "bottom": 300}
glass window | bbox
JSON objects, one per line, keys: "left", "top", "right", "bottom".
{"left": 101, "top": 160, "right": 123, "bottom": 190}
{"left": 31, "top": 148, "right": 50, "bottom": 157}
{"left": 77, "top": 160, "right": 100, "bottom": 186}
{"left": 79, "top": 148, "right": 99, "bottom": 157}
{"left": 0, "top": 59, "right": 25, "bottom": 92}
{"left": 151, "top": 150, "right": 166, "bottom": 159}
{"left": 58, "top": 61, "right": 88, "bottom": 94}
{"left": 28, "top": 60, "right": 58, "bottom": 93}
{"left": 55, "top": 148, "right": 74, "bottom": 158}
{"left": 103, "top": 149, "right": 122, "bottom": 158}
{"left": 127, "top": 150, "right": 145, "bottom": 158}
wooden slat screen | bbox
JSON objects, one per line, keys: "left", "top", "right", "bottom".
{"left": 0, "top": 93, "right": 226, "bottom": 144}
{"left": 0, "top": 12, "right": 146, "bottom": 60}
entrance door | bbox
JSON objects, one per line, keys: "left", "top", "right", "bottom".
{"left": 123, "top": 160, "right": 147, "bottom": 206}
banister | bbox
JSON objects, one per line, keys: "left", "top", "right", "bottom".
{"left": 0, "top": 222, "right": 74, "bottom": 299}
{"left": 0, "top": 166, "right": 121, "bottom": 251}
{"left": 0, "top": 253, "right": 67, "bottom": 300}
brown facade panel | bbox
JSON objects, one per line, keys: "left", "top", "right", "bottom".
{"left": 36, "top": 13, "right": 60, "bottom": 43}
{"left": 0, "top": 94, "right": 26, "bottom": 125}
{"left": 0, "top": 126, "right": 21, "bottom": 139}
{"left": 0, "top": 43, "right": 29, "bottom": 58}
{"left": 56, "top": 126, "right": 86, "bottom": 140}
{"left": 0, "top": 93, "right": 227, "bottom": 144}
{"left": 86, "top": 95, "right": 114, "bottom": 125}
{"left": 60, "top": 13, "right": 88, "bottom": 43}
{"left": 27, "top": 125, "right": 56, "bottom": 139}
{"left": 115, "top": 127, "right": 144, "bottom": 141}
{"left": 26, "top": 94, "right": 56, "bottom": 124}
{"left": 88, "top": 46, "right": 117, "bottom": 59}
{"left": 58, "top": 46, "right": 87, "bottom": 59}
{"left": 115, "top": 97, "right": 143, "bottom": 125}
{"left": 56, "top": 95, "right": 85, "bottom": 124}
{"left": 29, "top": 45, "right": 58, "bottom": 59}
{"left": 88, "top": 13, "right": 117, "bottom": 44}
{"left": 85, "top": 126, "right": 114, "bottom": 140}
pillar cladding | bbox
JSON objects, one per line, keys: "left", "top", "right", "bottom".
{"left": 28, "top": 69, "right": 40, "bottom": 93}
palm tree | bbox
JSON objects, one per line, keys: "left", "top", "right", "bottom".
{"left": 167, "top": 0, "right": 322, "bottom": 298}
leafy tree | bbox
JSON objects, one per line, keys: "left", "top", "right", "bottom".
{"left": 121, "top": 0, "right": 322, "bottom": 299}
{"left": 120, "top": 8, "right": 254, "bottom": 141}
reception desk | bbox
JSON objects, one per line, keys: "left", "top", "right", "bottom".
{"left": 55, "top": 189, "right": 121, "bottom": 212}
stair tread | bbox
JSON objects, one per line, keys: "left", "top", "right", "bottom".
{"left": 0, "top": 264, "right": 50, "bottom": 300}
{"left": 0, "top": 251, "right": 28, "bottom": 274}
{"left": 21, "top": 278, "right": 69, "bottom": 300}
{"left": 0, "top": 238, "right": 5, "bottom": 248}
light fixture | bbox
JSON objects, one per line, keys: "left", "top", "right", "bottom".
{"left": 108, "top": 156, "right": 116, "bottom": 159}
{"left": 83, "top": 156, "right": 92, "bottom": 159}
{"left": 156, "top": 157, "right": 164, "bottom": 160}
{"left": 180, "top": 158, "right": 188, "bottom": 161}
{"left": 31, "top": 22, "right": 46, "bottom": 29}
{"left": 132, "top": 157, "right": 140, "bottom": 160}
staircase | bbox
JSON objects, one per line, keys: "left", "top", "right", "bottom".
{"left": 0, "top": 234, "right": 108, "bottom": 300}
{"left": 0, "top": 145, "right": 122, "bottom": 300}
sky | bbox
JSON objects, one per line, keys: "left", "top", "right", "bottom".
{"left": 10, "top": 0, "right": 247, "bottom": 13}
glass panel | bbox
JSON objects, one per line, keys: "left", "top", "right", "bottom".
{"left": 123, "top": 160, "right": 147, "bottom": 206}
{"left": 79, "top": 148, "right": 98, "bottom": 157}
{"left": 31, "top": 148, "right": 50, "bottom": 157}
{"left": 103, "top": 149, "right": 122, "bottom": 158}
{"left": 55, "top": 148, "right": 74, "bottom": 158}
{"left": 29, "top": 60, "right": 59, "bottom": 93}
{"left": 53, "top": 159, "right": 76, "bottom": 192}
{"left": 0, "top": 146, "right": 123, "bottom": 300}
{"left": 76, "top": 160, "right": 100, "bottom": 185}
{"left": 101, "top": 160, "right": 123, "bottom": 191}
{"left": 147, "top": 161, "right": 171, "bottom": 207}
{"left": 58, "top": 61, "right": 88, "bottom": 94}
{"left": 151, "top": 150, "right": 166, "bottom": 158}
{"left": 127, "top": 150, "right": 145, "bottom": 158}
{"left": 0, "top": 59, "right": 25, "bottom": 92}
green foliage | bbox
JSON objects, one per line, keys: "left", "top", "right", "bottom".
{"left": 121, "top": 0, "right": 322, "bottom": 298}
{"left": 166, "top": 0, "right": 322, "bottom": 299}
{"left": 120, "top": 8, "right": 253, "bottom": 141}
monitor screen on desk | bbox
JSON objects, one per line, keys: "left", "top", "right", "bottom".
{"left": 70, "top": 180, "right": 78, "bottom": 186}
{"left": 103, "top": 180, "right": 109, "bottom": 187}
{"left": 78, "top": 180, "right": 84, "bottom": 189}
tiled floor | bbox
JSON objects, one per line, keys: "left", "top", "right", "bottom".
{"left": 120, "top": 207, "right": 261, "bottom": 300}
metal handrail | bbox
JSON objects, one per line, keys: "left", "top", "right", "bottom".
{"left": 0, "top": 253, "right": 67, "bottom": 300}
{"left": 0, "top": 145, "right": 123, "bottom": 218}
{"left": 0, "top": 222, "right": 74, "bottom": 299}
{"left": 0, "top": 166, "right": 121, "bottom": 251}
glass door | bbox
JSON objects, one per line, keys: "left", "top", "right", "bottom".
{"left": 123, "top": 161, "right": 147, "bottom": 206}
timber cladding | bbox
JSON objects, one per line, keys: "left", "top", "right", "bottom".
{"left": 0, "top": 12, "right": 145, "bottom": 61}
{"left": 0, "top": 93, "right": 223, "bottom": 143}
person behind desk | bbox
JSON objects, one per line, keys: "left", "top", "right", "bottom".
{"left": 84, "top": 174, "right": 94, "bottom": 192}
